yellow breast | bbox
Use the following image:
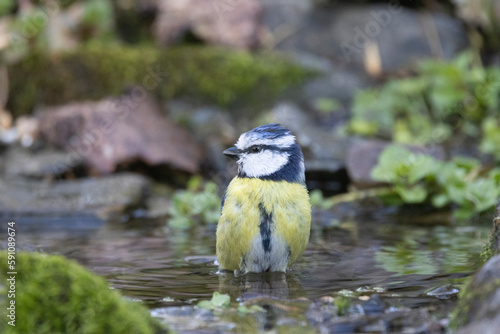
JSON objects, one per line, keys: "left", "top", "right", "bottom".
{"left": 216, "top": 177, "right": 311, "bottom": 273}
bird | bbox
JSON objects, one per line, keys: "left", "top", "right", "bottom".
{"left": 216, "top": 123, "right": 311, "bottom": 275}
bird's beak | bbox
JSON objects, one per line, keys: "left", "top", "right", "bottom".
{"left": 223, "top": 146, "right": 241, "bottom": 160}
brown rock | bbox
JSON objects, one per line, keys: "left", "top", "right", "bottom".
{"left": 153, "top": 0, "right": 262, "bottom": 49}
{"left": 37, "top": 94, "right": 202, "bottom": 174}
{"left": 346, "top": 139, "right": 445, "bottom": 188}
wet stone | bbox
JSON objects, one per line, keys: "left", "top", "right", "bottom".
{"left": 194, "top": 308, "right": 214, "bottom": 322}
{"left": 158, "top": 306, "right": 196, "bottom": 317}
{"left": 320, "top": 319, "right": 363, "bottom": 334}
{"left": 426, "top": 284, "right": 459, "bottom": 299}
{"left": 3, "top": 146, "right": 83, "bottom": 179}
{"left": 362, "top": 294, "right": 386, "bottom": 315}
{"left": 307, "top": 300, "right": 338, "bottom": 325}
{"left": 0, "top": 172, "right": 150, "bottom": 218}
{"left": 152, "top": 306, "right": 236, "bottom": 333}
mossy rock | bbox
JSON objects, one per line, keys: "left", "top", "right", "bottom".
{"left": 451, "top": 204, "right": 500, "bottom": 330}
{"left": 0, "top": 251, "right": 166, "bottom": 334}
{"left": 449, "top": 255, "right": 500, "bottom": 330}
{"left": 7, "top": 44, "right": 310, "bottom": 116}
{"left": 481, "top": 200, "right": 500, "bottom": 262}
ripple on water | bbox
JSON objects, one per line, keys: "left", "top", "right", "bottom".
{"left": 13, "top": 213, "right": 491, "bottom": 331}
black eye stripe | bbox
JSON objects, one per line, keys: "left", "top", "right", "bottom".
{"left": 246, "top": 145, "right": 262, "bottom": 153}
{"left": 243, "top": 144, "right": 287, "bottom": 154}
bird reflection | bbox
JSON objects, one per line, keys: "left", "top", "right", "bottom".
{"left": 217, "top": 270, "right": 306, "bottom": 301}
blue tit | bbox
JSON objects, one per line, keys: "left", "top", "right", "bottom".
{"left": 216, "top": 123, "right": 311, "bottom": 275}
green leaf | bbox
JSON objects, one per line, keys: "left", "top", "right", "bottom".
{"left": 197, "top": 292, "right": 231, "bottom": 310}
{"left": 464, "top": 179, "right": 499, "bottom": 212}
{"left": 371, "top": 145, "right": 412, "bottom": 182}
{"left": 407, "top": 154, "right": 439, "bottom": 184}
{"left": 431, "top": 194, "right": 450, "bottom": 208}
{"left": 197, "top": 300, "right": 213, "bottom": 309}
{"left": 480, "top": 117, "right": 500, "bottom": 159}
{"left": 211, "top": 292, "right": 231, "bottom": 308}
{"left": 168, "top": 177, "right": 221, "bottom": 228}
{"left": 396, "top": 184, "right": 428, "bottom": 203}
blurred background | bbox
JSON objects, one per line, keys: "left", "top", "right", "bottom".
{"left": 1, "top": 0, "right": 500, "bottom": 333}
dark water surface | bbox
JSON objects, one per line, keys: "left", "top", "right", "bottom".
{"left": 14, "top": 209, "right": 490, "bottom": 331}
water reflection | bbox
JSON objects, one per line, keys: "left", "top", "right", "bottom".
{"left": 218, "top": 271, "right": 305, "bottom": 301}
{"left": 14, "top": 212, "right": 490, "bottom": 311}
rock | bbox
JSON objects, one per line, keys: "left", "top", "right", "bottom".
{"left": 261, "top": 1, "right": 374, "bottom": 102}
{"left": 453, "top": 0, "right": 500, "bottom": 38}
{"left": 153, "top": 0, "right": 262, "bottom": 49}
{"left": 268, "top": 4, "right": 468, "bottom": 74}
{"left": 165, "top": 100, "right": 239, "bottom": 182}
{"left": 300, "top": 66, "right": 373, "bottom": 103}
{"left": 151, "top": 306, "right": 233, "bottom": 332}
{"left": 3, "top": 146, "right": 83, "bottom": 179}
{"left": 37, "top": 94, "right": 203, "bottom": 174}
{"left": 271, "top": 102, "right": 347, "bottom": 171}
{"left": 0, "top": 252, "right": 165, "bottom": 334}
{"left": 346, "top": 139, "right": 445, "bottom": 188}
{"left": 482, "top": 200, "right": 500, "bottom": 261}
{"left": 426, "top": 284, "right": 459, "bottom": 299}
{"left": 457, "top": 318, "right": 500, "bottom": 334}
{"left": 0, "top": 173, "right": 150, "bottom": 218}
{"left": 270, "top": 102, "right": 350, "bottom": 194}
{"left": 0, "top": 116, "right": 40, "bottom": 147}
{"left": 362, "top": 294, "right": 385, "bottom": 314}
{"left": 312, "top": 307, "right": 441, "bottom": 334}
{"left": 259, "top": 0, "right": 313, "bottom": 48}
{"left": 15, "top": 116, "right": 40, "bottom": 147}
{"left": 452, "top": 254, "right": 500, "bottom": 333}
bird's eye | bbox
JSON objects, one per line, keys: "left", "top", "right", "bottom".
{"left": 250, "top": 146, "right": 261, "bottom": 153}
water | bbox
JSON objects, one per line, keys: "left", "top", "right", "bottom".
{"left": 14, "top": 208, "right": 491, "bottom": 331}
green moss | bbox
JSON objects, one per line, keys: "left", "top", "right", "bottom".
{"left": 7, "top": 44, "right": 310, "bottom": 116}
{"left": 481, "top": 217, "right": 500, "bottom": 262}
{"left": 449, "top": 277, "right": 473, "bottom": 329}
{"left": 0, "top": 251, "right": 166, "bottom": 334}
{"left": 449, "top": 277, "right": 500, "bottom": 329}
{"left": 334, "top": 296, "right": 351, "bottom": 316}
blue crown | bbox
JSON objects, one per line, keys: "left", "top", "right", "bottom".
{"left": 245, "top": 124, "right": 291, "bottom": 140}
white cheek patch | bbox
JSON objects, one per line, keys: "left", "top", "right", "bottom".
{"left": 239, "top": 150, "right": 289, "bottom": 177}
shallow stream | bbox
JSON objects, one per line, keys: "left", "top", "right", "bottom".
{"left": 15, "top": 206, "right": 490, "bottom": 332}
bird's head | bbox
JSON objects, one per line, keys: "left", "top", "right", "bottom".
{"left": 223, "top": 124, "right": 305, "bottom": 184}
